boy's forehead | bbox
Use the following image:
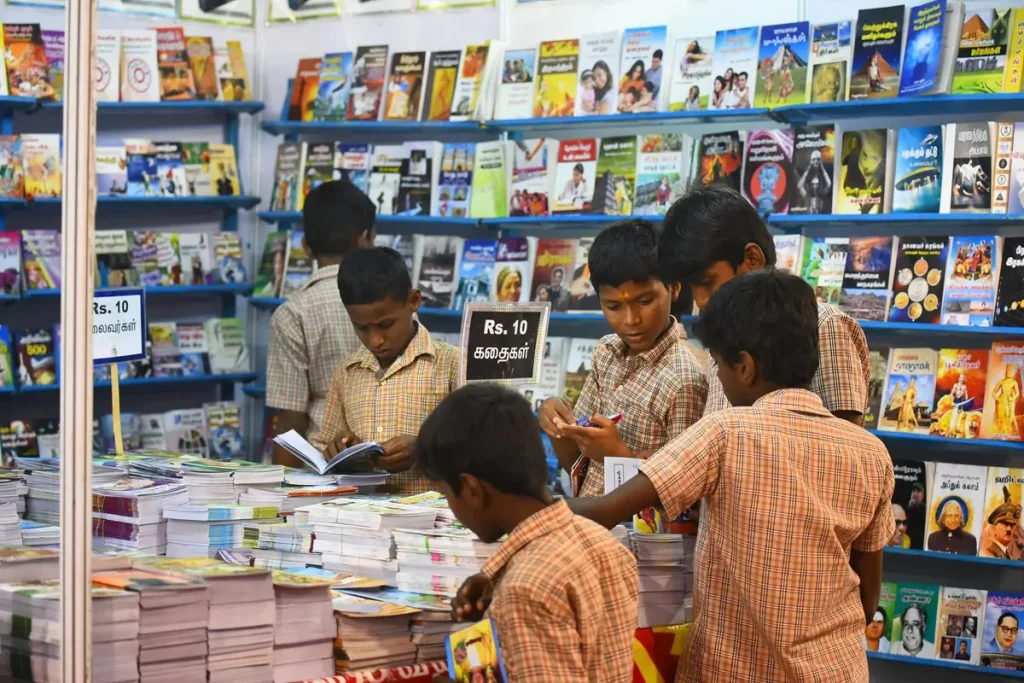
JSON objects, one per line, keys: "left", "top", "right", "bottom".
{"left": 597, "top": 279, "right": 664, "bottom": 299}
{"left": 345, "top": 297, "right": 409, "bottom": 322}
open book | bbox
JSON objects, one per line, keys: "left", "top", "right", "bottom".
{"left": 272, "top": 430, "right": 383, "bottom": 475}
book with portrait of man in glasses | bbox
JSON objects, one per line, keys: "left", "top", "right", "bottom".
{"left": 888, "top": 460, "right": 931, "bottom": 550}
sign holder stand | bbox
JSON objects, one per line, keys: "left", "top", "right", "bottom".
{"left": 110, "top": 363, "right": 123, "bottom": 456}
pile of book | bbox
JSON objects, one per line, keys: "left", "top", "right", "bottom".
{"left": 18, "top": 519, "right": 59, "bottom": 547}
{"left": 244, "top": 521, "right": 321, "bottom": 570}
{"left": 629, "top": 532, "right": 695, "bottom": 628}
{"left": 92, "top": 478, "right": 189, "bottom": 555}
{"left": 411, "top": 610, "right": 462, "bottom": 664}
{"left": 393, "top": 527, "right": 497, "bottom": 598}
{"left": 163, "top": 503, "right": 279, "bottom": 558}
{"left": 331, "top": 592, "right": 420, "bottom": 674}
{"left": 272, "top": 571, "right": 336, "bottom": 682}
{"left": 0, "top": 471, "right": 26, "bottom": 514}
{"left": 25, "top": 462, "right": 123, "bottom": 525}
{"left": 238, "top": 482, "right": 356, "bottom": 513}
{"left": 0, "top": 548, "right": 58, "bottom": 583}
{"left": 0, "top": 501, "right": 21, "bottom": 545}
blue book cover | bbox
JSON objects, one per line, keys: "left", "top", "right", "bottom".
{"left": 435, "top": 142, "right": 474, "bottom": 218}
{"left": 334, "top": 143, "right": 371, "bottom": 195}
{"left": 942, "top": 235, "right": 999, "bottom": 326}
{"left": 445, "top": 618, "right": 509, "bottom": 683}
{"left": 451, "top": 239, "right": 497, "bottom": 311}
{"left": 754, "top": 22, "right": 810, "bottom": 108}
{"left": 893, "top": 126, "right": 943, "bottom": 213}
{"left": 709, "top": 26, "right": 761, "bottom": 110}
{"left": 899, "top": 0, "right": 947, "bottom": 95}
{"left": 125, "top": 144, "right": 158, "bottom": 197}
{"left": 850, "top": 5, "right": 906, "bottom": 99}
{"left": 889, "top": 236, "right": 950, "bottom": 324}
{"left": 315, "top": 52, "right": 353, "bottom": 122}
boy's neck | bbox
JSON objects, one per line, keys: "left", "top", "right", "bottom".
{"left": 744, "top": 381, "right": 796, "bottom": 404}
{"left": 494, "top": 492, "right": 555, "bottom": 536}
{"left": 316, "top": 255, "right": 343, "bottom": 268}
{"left": 377, "top": 323, "right": 419, "bottom": 371}
{"left": 625, "top": 317, "right": 673, "bottom": 357}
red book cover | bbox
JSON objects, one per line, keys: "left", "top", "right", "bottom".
{"left": 287, "top": 57, "right": 322, "bottom": 122}
{"left": 530, "top": 238, "right": 576, "bottom": 312}
{"left": 3, "top": 24, "right": 53, "bottom": 100}
{"left": 155, "top": 27, "right": 196, "bottom": 101}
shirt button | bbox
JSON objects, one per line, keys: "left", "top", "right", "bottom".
{"left": 617, "top": 385, "right": 624, "bottom": 391}
{"left": 377, "top": 426, "right": 383, "bottom": 433}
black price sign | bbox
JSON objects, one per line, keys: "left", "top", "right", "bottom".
{"left": 460, "top": 302, "right": 550, "bottom": 384}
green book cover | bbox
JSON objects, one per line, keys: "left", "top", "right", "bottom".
{"left": 253, "top": 231, "right": 289, "bottom": 297}
{"left": 865, "top": 581, "right": 898, "bottom": 652}
{"left": 890, "top": 581, "right": 940, "bottom": 657}
{"left": 469, "top": 141, "right": 507, "bottom": 219}
{"left": 593, "top": 136, "right": 637, "bottom": 216}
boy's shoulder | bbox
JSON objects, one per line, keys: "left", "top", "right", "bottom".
{"left": 593, "top": 327, "right": 706, "bottom": 387}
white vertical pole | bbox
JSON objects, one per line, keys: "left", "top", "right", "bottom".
{"left": 60, "top": 0, "right": 98, "bottom": 681}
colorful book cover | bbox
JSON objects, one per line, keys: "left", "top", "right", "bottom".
{"left": 445, "top": 618, "right": 508, "bottom": 683}
{"left": 755, "top": 22, "right": 810, "bottom": 108}
{"left": 800, "top": 236, "right": 848, "bottom": 306}
{"left": 790, "top": 125, "right": 835, "bottom": 214}
{"left": 953, "top": 9, "right": 1012, "bottom": 95}
{"left": 469, "top": 141, "right": 506, "bottom": 219}
{"left": 995, "top": 237, "right": 1024, "bottom": 326}
{"left": 531, "top": 238, "right": 575, "bottom": 312}
{"left": 40, "top": 30, "right": 64, "bottom": 102}
{"left": 384, "top": 51, "right": 426, "bottom": 121}
{"left": 95, "top": 32, "right": 120, "bottom": 102}
{"left": 20, "top": 134, "right": 61, "bottom": 199}
{"left": 396, "top": 143, "right": 435, "bottom": 216}
{"left": 850, "top": 5, "right": 906, "bottom": 99}
{"left": 208, "top": 144, "right": 240, "bottom": 196}
{"left": 669, "top": 36, "right": 714, "bottom": 111}
{"left": 935, "top": 587, "right": 985, "bottom": 662}
{"left": 435, "top": 142, "right": 473, "bottom": 218}
{"left": 741, "top": 128, "right": 794, "bottom": 217}
{"left": 942, "top": 235, "right": 999, "bottom": 325}
{"left": 156, "top": 233, "right": 181, "bottom": 286}
{"left": 533, "top": 40, "right": 578, "bottom": 118}
{"left": 205, "top": 402, "right": 243, "bottom": 460}
{"left": 368, "top": 144, "right": 404, "bottom": 216}
{"left": 981, "top": 593, "right": 1024, "bottom": 669}
{"left": 927, "top": 463, "right": 987, "bottom": 556}
{"left": 1003, "top": 9, "right": 1024, "bottom": 93}
{"left": 890, "top": 583, "right": 940, "bottom": 657}
{"left": 839, "top": 236, "right": 895, "bottom": 321}
{"left": 774, "top": 234, "right": 804, "bottom": 274}
{"left": 211, "top": 232, "right": 245, "bottom": 285}
{"left": 552, "top": 139, "right": 597, "bottom": 214}
{"left": 593, "top": 136, "right": 637, "bottom": 216}
{"left": 451, "top": 239, "right": 498, "bottom": 311}
{"left": 979, "top": 467, "right": 1023, "bottom": 559}
{"left": 95, "top": 230, "right": 139, "bottom": 288}
{"left": 125, "top": 139, "right": 157, "bottom": 197}
{"left": 880, "top": 347, "right": 938, "bottom": 433}
{"left": 22, "top": 230, "right": 60, "bottom": 291}
{"left": 315, "top": 52, "right": 353, "bottom": 122}
{"left": 270, "top": 142, "right": 302, "bottom": 212}
{"left": 422, "top": 50, "right": 461, "bottom": 122}
{"left": 865, "top": 582, "right": 899, "bottom": 653}
{"left": 618, "top": 26, "right": 668, "bottom": 113}
{"left": 155, "top": 27, "right": 195, "bottom": 101}
{"left": 333, "top": 142, "right": 371, "bottom": 195}
{"left": 837, "top": 128, "right": 888, "bottom": 214}
{"left": 219, "top": 41, "right": 250, "bottom": 101}
{"left": 890, "top": 460, "right": 928, "bottom": 548}
{"left": 130, "top": 231, "right": 160, "bottom": 287}
{"left": 508, "top": 139, "right": 551, "bottom": 217}
{"left": 347, "top": 45, "right": 388, "bottom": 121}
{"left": 281, "top": 232, "right": 312, "bottom": 298}
{"left": 697, "top": 131, "right": 743, "bottom": 192}
{"left": 178, "top": 233, "right": 211, "bottom": 286}
{"left": 416, "top": 236, "right": 461, "bottom": 309}
{"left": 254, "top": 232, "right": 289, "bottom": 298}
{"left": 563, "top": 338, "right": 597, "bottom": 403}
{"left": 120, "top": 29, "right": 160, "bottom": 103}
{"left": 0, "top": 136, "right": 24, "bottom": 199}
{"left": 287, "top": 57, "right": 321, "bottom": 121}
{"left": 163, "top": 409, "right": 208, "bottom": 457}
{"left": 0, "top": 232, "right": 20, "bottom": 296}
{"left": 808, "top": 20, "right": 853, "bottom": 103}
{"left": 709, "top": 26, "right": 760, "bottom": 109}
{"left": 185, "top": 36, "right": 217, "bottom": 101}
{"left": 495, "top": 47, "right": 537, "bottom": 121}
{"left": 889, "top": 236, "right": 949, "bottom": 323}
{"left": 300, "top": 142, "right": 333, "bottom": 209}
{"left": 893, "top": 126, "right": 943, "bottom": 213}
{"left": 96, "top": 145, "right": 127, "bottom": 196}
{"left": 3, "top": 24, "right": 52, "bottom": 100}
{"left": 0, "top": 326, "right": 13, "bottom": 389}
{"left": 15, "top": 329, "right": 55, "bottom": 387}
{"left": 930, "top": 348, "right": 989, "bottom": 439}
{"left": 182, "top": 142, "right": 211, "bottom": 197}
{"left": 942, "top": 122, "right": 994, "bottom": 213}
{"left": 900, "top": 0, "right": 947, "bottom": 95}
{"left": 634, "top": 133, "right": 688, "bottom": 216}
{"left": 491, "top": 237, "right": 532, "bottom": 304}
{"left": 574, "top": 34, "right": 618, "bottom": 116}
{"left": 568, "top": 237, "right": 599, "bottom": 312}
{"left": 154, "top": 142, "right": 187, "bottom": 198}
{"left": 982, "top": 342, "right": 1024, "bottom": 441}
{"left": 450, "top": 43, "right": 489, "bottom": 121}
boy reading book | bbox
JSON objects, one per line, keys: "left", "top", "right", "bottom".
{"left": 318, "top": 246, "right": 459, "bottom": 494}
{"left": 568, "top": 269, "right": 896, "bottom": 682}
{"left": 538, "top": 219, "right": 707, "bottom": 497}
{"left": 267, "top": 180, "right": 376, "bottom": 465}
{"left": 417, "top": 383, "right": 638, "bottom": 683}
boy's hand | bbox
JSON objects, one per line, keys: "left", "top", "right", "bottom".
{"left": 538, "top": 397, "right": 575, "bottom": 439}
{"left": 560, "top": 414, "right": 631, "bottom": 463}
{"left": 323, "top": 431, "right": 361, "bottom": 460}
{"left": 377, "top": 435, "right": 416, "bottom": 473}
{"left": 451, "top": 573, "right": 493, "bottom": 623}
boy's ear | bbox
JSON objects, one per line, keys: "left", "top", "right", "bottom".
{"left": 301, "top": 236, "right": 314, "bottom": 259}
{"left": 458, "top": 473, "right": 486, "bottom": 508}
{"left": 737, "top": 350, "right": 758, "bottom": 387}
{"left": 741, "top": 243, "right": 767, "bottom": 272}
{"left": 667, "top": 281, "right": 681, "bottom": 303}
{"left": 353, "top": 227, "right": 375, "bottom": 250}
{"left": 407, "top": 288, "right": 423, "bottom": 312}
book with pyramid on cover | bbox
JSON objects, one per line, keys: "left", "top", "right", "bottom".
{"left": 755, "top": 22, "right": 810, "bottom": 108}
{"left": 849, "top": 6, "right": 906, "bottom": 100}
{"left": 953, "top": 9, "right": 1012, "bottom": 95}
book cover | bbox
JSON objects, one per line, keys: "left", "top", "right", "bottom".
{"left": 563, "top": 338, "right": 598, "bottom": 403}
{"left": 890, "top": 460, "right": 928, "bottom": 548}
{"left": 839, "top": 236, "right": 895, "bottom": 321}
{"left": 219, "top": 41, "right": 250, "bottom": 101}
{"left": 15, "top": 329, "right": 55, "bottom": 387}
{"left": 979, "top": 467, "right": 1023, "bottom": 559}
{"left": 445, "top": 618, "right": 508, "bottom": 683}
{"left": 893, "top": 126, "right": 943, "bottom": 213}
{"left": 95, "top": 230, "right": 139, "bottom": 288}
{"left": 519, "top": 337, "right": 570, "bottom": 411}
{"left": 953, "top": 9, "right": 1012, "bottom": 94}
{"left": 927, "top": 462, "right": 987, "bottom": 555}
{"left": 531, "top": 238, "right": 575, "bottom": 312}
{"left": 376, "top": 233, "right": 415, "bottom": 273}
{"left": 270, "top": 142, "right": 302, "bottom": 212}
{"left": 95, "top": 145, "right": 127, "bottom": 196}
{"left": 866, "top": 582, "right": 898, "bottom": 652}
{"left": 182, "top": 142, "right": 211, "bottom": 197}
{"left": 95, "top": 32, "right": 120, "bottom": 102}
{"left": 3, "top": 24, "right": 52, "bottom": 100}
{"left": 20, "top": 134, "right": 61, "bottom": 199}
{"left": 593, "top": 136, "right": 637, "bottom": 216}
{"left": 22, "top": 230, "right": 60, "bottom": 291}
{"left": 508, "top": 139, "right": 551, "bottom": 217}
{"left": 900, "top": 0, "right": 947, "bottom": 95}
{"left": 154, "top": 142, "right": 187, "bottom": 198}
{"left": 634, "top": 133, "right": 689, "bottom": 216}
{"left": 208, "top": 144, "right": 240, "bottom": 196}
{"left": 0, "top": 327, "right": 13, "bottom": 389}
{"left": 119, "top": 29, "right": 160, "bottom": 103}
{"left": 880, "top": 347, "right": 938, "bottom": 433}
{"left": 491, "top": 237, "right": 532, "bottom": 304}
{"left": 164, "top": 409, "right": 208, "bottom": 457}
{"left": 709, "top": 26, "right": 760, "bottom": 109}
{"left": 384, "top": 51, "right": 426, "bottom": 121}
{"left": 935, "top": 587, "right": 985, "bottom": 662}
{"left": 155, "top": 27, "right": 196, "bottom": 101}
{"left": 435, "top": 142, "right": 473, "bottom": 218}
{"left": 981, "top": 593, "right": 1024, "bottom": 669}
{"left": 574, "top": 33, "right": 619, "bottom": 116}
{"left": 368, "top": 145, "right": 404, "bottom": 216}
{"left": 755, "top": 22, "right": 810, "bottom": 108}
{"left": 889, "top": 236, "right": 949, "bottom": 323}
{"left": 741, "top": 128, "right": 794, "bottom": 217}
{"left": 531, "top": 40, "right": 578, "bottom": 119}
{"left": 942, "top": 122, "right": 994, "bottom": 212}
{"left": 618, "top": 26, "right": 668, "bottom": 113}
{"left": 981, "top": 341, "right": 1024, "bottom": 440}
{"left": 836, "top": 128, "right": 888, "bottom": 214}
{"left": 552, "top": 139, "right": 597, "bottom": 214}
{"left": 154, "top": 232, "right": 181, "bottom": 287}
{"left": 996, "top": 237, "right": 1024, "bottom": 326}
{"left": 422, "top": 50, "right": 461, "bottom": 122}
{"left": 396, "top": 143, "right": 435, "bottom": 216}
{"left": 211, "top": 233, "right": 245, "bottom": 285}
{"left": 1004, "top": 9, "right": 1024, "bottom": 93}
{"left": 287, "top": 57, "right": 321, "bottom": 121}
{"left": 569, "top": 237, "right": 599, "bottom": 312}
{"left": 41, "top": 30, "right": 63, "bottom": 102}
{"left": 800, "top": 236, "right": 849, "bottom": 305}
{"left": 890, "top": 583, "right": 940, "bottom": 657}
{"left": 205, "top": 318, "right": 248, "bottom": 374}
{"left": 415, "top": 236, "right": 461, "bottom": 309}
{"left": 942, "top": 235, "right": 999, "bottom": 325}
{"left": 697, "top": 131, "right": 743, "bottom": 192}
{"left": 0, "top": 137, "right": 23, "bottom": 199}
{"left": 347, "top": 45, "right": 388, "bottom": 121}
{"left": 0, "top": 233, "right": 19, "bottom": 296}
{"left": 790, "top": 125, "right": 835, "bottom": 214}
{"left": 774, "top": 234, "right": 804, "bottom": 274}
{"left": 300, "top": 142, "right": 334, "bottom": 209}
{"left": 669, "top": 36, "right": 714, "bottom": 111}
{"left": 931, "top": 348, "right": 989, "bottom": 439}
{"left": 185, "top": 36, "right": 217, "bottom": 101}
{"left": 850, "top": 5, "right": 906, "bottom": 99}
{"left": 125, "top": 139, "right": 157, "bottom": 197}
{"left": 495, "top": 48, "right": 536, "bottom": 120}
{"left": 254, "top": 232, "right": 289, "bottom": 298}
{"left": 315, "top": 52, "right": 353, "bottom": 122}
{"left": 451, "top": 239, "right": 498, "bottom": 311}
{"left": 281, "top": 231, "right": 312, "bottom": 298}
{"left": 468, "top": 141, "right": 506, "bottom": 219}
{"left": 334, "top": 143, "right": 371, "bottom": 195}
{"left": 808, "top": 20, "right": 853, "bottom": 102}
{"left": 205, "top": 402, "right": 243, "bottom": 460}
{"left": 451, "top": 43, "right": 489, "bottom": 121}
{"left": 178, "top": 233, "right": 211, "bottom": 286}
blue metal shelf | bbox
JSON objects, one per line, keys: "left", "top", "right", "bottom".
{"left": 19, "top": 284, "right": 253, "bottom": 299}
{"left": 859, "top": 320, "right": 1024, "bottom": 339}
{"left": 21, "top": 196, "right": 262, "bottom": 210}
{"left": 258, "top": 211, "right": 303, "bottom": 224}
{"left": 243, "top": 383, "right": 266, "bottom": 398}
{"left": 0, "top": 96, "right": 38, "bottom": 112}
{"left": 775, "top": 92, "right": 1024, "bottom": 125}
{"left": 258, "top": 211, "right": 486, "bottom": 236}
{"left": 492, "top": 108, "right": 772, "bottom": 139}
{"left": 39, "top": 100, "right": 265, "bottom": 115}
{"left": 866, "top": 650, "right": 1024, "bottom": 678}
{"left": 884, "top": 546, "right": 1022, "bottom": 569}
{"left": 0, "top": 385, "right": 14, "bottom": 394}
{"left": 769, "top": 212, "right": 1024, "bottom": 236}
{"left": 260, "top": 119, "right": 495, "bottom": 143}
{"left": 249, "top": 296, "right": 286, "bottom": 309}
{"left": 17, "top": 372, "right": 259, "bottom": 393}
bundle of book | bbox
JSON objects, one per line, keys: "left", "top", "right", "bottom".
{"left": 627, "top": 530, "right": 696, "bottom": 628}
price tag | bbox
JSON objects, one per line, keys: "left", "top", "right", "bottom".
{"left": 92, "top": 288, "right": 147, "bottom": 364}
{"left": 459, "top": 302, "right": 550, "bottom": 384}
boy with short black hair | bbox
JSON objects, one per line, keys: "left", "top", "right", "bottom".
{"left": 570, "top": 269, "right": 896, "bottom": 682}
{"left": 538, "top": 219, "right": 707, "bottom": 498}
{"left": 416, "top": 383, "right": 638, "bottom": 683}
{"left": 267, "top": 180, "right": 376, "bottom": 464}
{"left": 318, "top": 246, "right": 459, "bottom": 494}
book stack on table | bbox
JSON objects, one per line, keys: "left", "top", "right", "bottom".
{"left": 92, "top": 478, "right": 190, "bottom": 554}
{"left": 244, "top": 520, "right": 322, "bottom": 570}
{"left": 331, "top": 592, "right": 421, "bottom": 674}
{"left": 393, "top": 527, "right": 497, "bottom": 598}
{"left": 162, "top": 503, "right": 279, "bottom": 558}
{"left": 0, "top": 501, "right": 21, "bottom": 545}
{"left": 270, "top": 571, "right": 336, "bottom": 683}
{"left": 629, "top": 532, "right": 695, "bottom": 628}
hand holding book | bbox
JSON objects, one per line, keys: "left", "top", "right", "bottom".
{"left": 378, "top": 434, "right": 416, "bottom": 473}
{"left": 272, "top": 429, "right": 383, "bottom": 476}
{"left": 560, "top": 413, "right": 630, "bottom": 463}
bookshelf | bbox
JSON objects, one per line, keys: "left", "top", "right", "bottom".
{"left": 18, "top": 372, "right": 259, "bottom": 392}
{"left": 866, "top": 651, "right": 1024, "bottom": 679}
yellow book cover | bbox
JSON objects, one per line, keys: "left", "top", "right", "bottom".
{"left": 20, "top": 134, "right": 60, "bottom": 198}
{"left": 208, "top": 143, "right": 239, "bottom": 196}
{"left": 981, "top": 341, "right": 1024, "bottom": 440}
{"left": 227, "top": 41, "right": 250, "bottom": 100}
{"left": 534, "top": 39, "right": 579, "bottom": 118}
{"left": 446, "top": 618, "right": 508, "bottom": 683}
{"left": 1003, "top": 9, "right": 1024, "bottom": 93}
{"left": 835, "top": 128, "right": 887, "bottom": 214}
{"left": 186, "top": 36, "right": 218, "bottom": 101}
{"left": 979, "top": 467, "right": 1023, "bottom": 560}
{"left": 0, "top": 26, "right": 7, "bottom": 96}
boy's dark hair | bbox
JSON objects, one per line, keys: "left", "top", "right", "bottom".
{"left": 415, "top": 383, "right": 549, "bottom": 499}
{"left": 659, "top": 184, "right": 776, "bottom": 285}
{"left": 694, "top": 269, "right": 819, "bottom": 387}
{"left": 337, "top": 246, "right": 411, "bottom": 306}
{"left": 589, "top": 219, "right": 669, "bottom": 291}
{"left": 302, "top": 179, "right": 376, "bottom": 257}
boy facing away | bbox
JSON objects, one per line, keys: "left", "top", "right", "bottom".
{"left": 267, "top": 180, "right": 376, "bottom": 464}
{"left": 538, "top": 219, "right": 707, "bottom": 498}
{"left": 570, "top": 270, "right": 896, "bottom": 682}
{"left": 417, "top": 383, "right": 638, "bottom": 683}
{"left": 318, "top": 247, "right": 459, "bottom": 495}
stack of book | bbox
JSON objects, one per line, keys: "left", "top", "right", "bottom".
{"left": 0, "top": 501, "right": 21, "bottom": 545}
{"left": 163, "top": 503, "right": 279, "bottom": 558}
{"left": 24, "top": 462, "right": 122, "bottom": 525}
{"left": 0, "top": 472, "right": 26, "bottom": 515}
{"left": 392, "top": 491, "right": 457, "bottom": 527}
{"left": 92, "top": 478, "right": 189, "bottom": 554}
{"left": 244, "top": 521, "right": 321, "bottom": 570}
{"left": 271, "top": 572, "right": 336, "bottom": 683}
{"left": 410, "top": 610, "right": 460, "bottom": 664}
{"left": 0, "top": 548, "right": 58, "bottom": 583}
{"left": 393, "top": 527, "right": 497, "bottom": 598}
{"left": 179, "top": 466, "right": 237, "bottom": 506}
{"left": 331, "top": 592, "right": 420, "bottom": 674}
{"left": 18, "top": 519, "right": 59, "bottom": 547}
{"left": 238, "top": 483, "right": 356, "bottom": 513}
{"left": 91, "top": 569, "right": 210, "bottom": 683}
{"left": 629, "top": 533, "right": 695, "bottom": 628}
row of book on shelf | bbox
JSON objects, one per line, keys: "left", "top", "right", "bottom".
{"left": 0, "top": 23, "right": 250, "bottom": 103}
{"left": 286, "top": 2, "right": 1024, "bottom": 125}
{"left": 0, "top": 317, "right": 248, "bottom": 388}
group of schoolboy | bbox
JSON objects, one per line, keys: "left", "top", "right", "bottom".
{"left": 266, "top": 179, "right": 896, "bottom": 682}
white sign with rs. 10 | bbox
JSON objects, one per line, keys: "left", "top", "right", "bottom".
{"left": 93, "top": 288, "right": 147, "bottom": 364}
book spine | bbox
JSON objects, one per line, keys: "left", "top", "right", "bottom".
{"left": 993, "top": 122, "right": 1014, "bottom": 214}
{"left": 1005, "top": 9, "right": 1024, "bottom": 93}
